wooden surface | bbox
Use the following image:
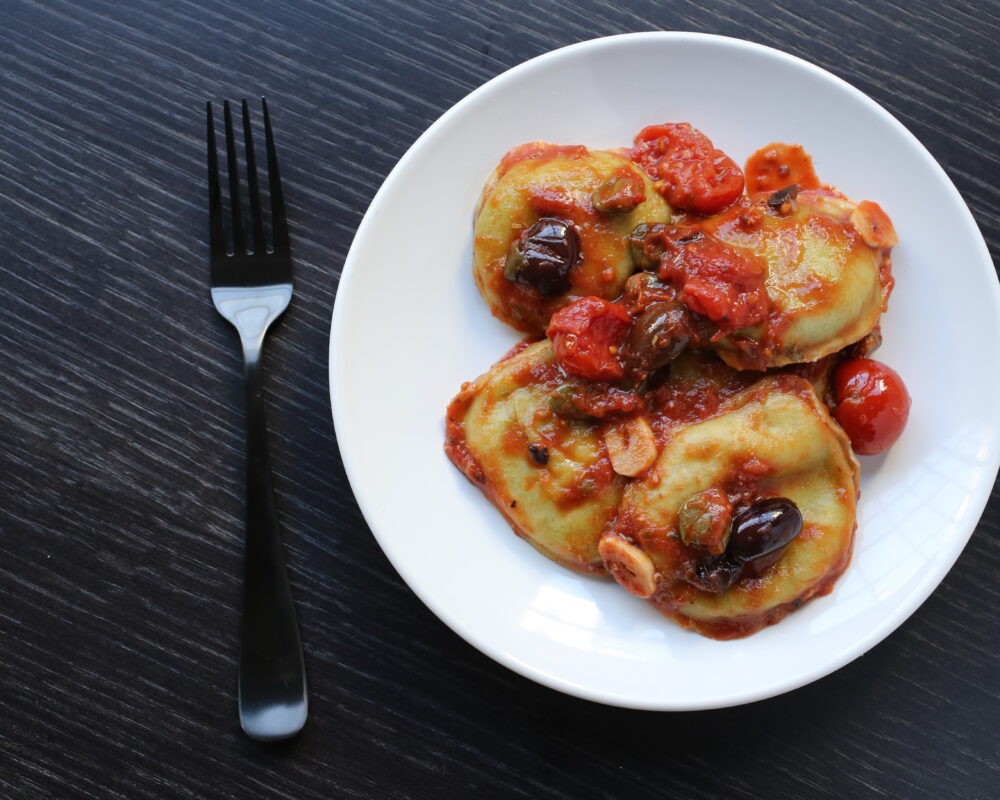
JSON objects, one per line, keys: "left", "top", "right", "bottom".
{"left": 1, "top": 1, "right": 998, "bottom": 797}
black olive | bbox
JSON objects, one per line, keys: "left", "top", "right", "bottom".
{"left": 687, "top": 557, "right": 740, "bottom": 594}
{"left": 628, "top": 222, "right": 666, "bottom": 271}
{"left": 623, "top": 301, "right": 690, "bottom": 378}
{"left": 766, "top": 184, "right": 800, "bottom": 213}
{"left": 728, "top": 497, "right": 803, "bottom": 564}
{"left": 528, "top": 443, "right": 549, "bottom": 465}
{"left": 505, "top": 217, "right": 579, "bottom": 296}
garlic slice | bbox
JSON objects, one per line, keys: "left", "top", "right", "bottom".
{"left": 598, "top": 534, "right": 658, "bottom": 598}
{"left": 603, "top": 416, "right": 657, "bottom": 477}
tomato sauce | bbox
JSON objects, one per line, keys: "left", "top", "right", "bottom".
{"left": 498, "top": 142, "right": 589, "bottom": 179}
{"left": 657, "top": 233, "right": 769, "bottom": 336}
{"left": 744, "top": 143, "right": 821, "bottom": 193}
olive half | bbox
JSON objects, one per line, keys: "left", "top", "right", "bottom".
{"left": 623, "top": 300, "right": 690, "bottom": 378}
{"left": 728, "top": 497, "right": 803, "bottom": 564}
{"left": 504, "top": 217, "right": 579, "bottom": 296}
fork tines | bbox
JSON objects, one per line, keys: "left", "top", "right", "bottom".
{"left": 207, "top": 98, "right": 289, "bottom": 281}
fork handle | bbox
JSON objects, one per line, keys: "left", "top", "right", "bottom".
{"left": 238, "top": 346, "right": 308, "bottom": 741}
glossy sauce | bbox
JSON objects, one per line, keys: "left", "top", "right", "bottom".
{"left": 497, "top": 142, "right": 590, "bottom": 179}
{"left": 744, "top": 143, "right": 821, "bottom": 193}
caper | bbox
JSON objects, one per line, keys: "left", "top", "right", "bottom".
{"left": 677, "top": 488, "right": 732, "bottom": 554}
{"left": 505, "top": 217, "right": 578, "bottom": 296}
{"left": 623, "top": 301, "right": 690, "bottom": 378}
{"left": 628, "top": 222, "right": 666, "bottom": 271}
{"left": 591, "top": 172, "right": 645, "bottom": 214}
{"left": 728, "top": 497, "right": 803, "bottom": 564}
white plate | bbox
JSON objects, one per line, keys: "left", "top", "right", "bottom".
{"left": 330, "top": 32, "right": 1000, "bottom": 709}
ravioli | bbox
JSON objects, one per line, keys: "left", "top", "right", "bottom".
{"left": 473, "top": 143, "right": 672, "bottom": 334}
{"left": 445, "top": 341, "right": 624, "bottom": 572}
{"left": 706, "top": 189, "right": 892, "bottom": 369}
{"left": 448, "top": 125, "right": 904, "bottom": 640}
{"left": 606, "top": 374, "right": 859, "bottom": 638}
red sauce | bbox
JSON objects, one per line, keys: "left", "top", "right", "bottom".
{"left": 564, "top": 384, "right": 642, "bottom": 418}
{"left": 498, "top": 142, "right": 589, "bottom": 179}
{"left": 643, "top": 354, "right": 755, "bottom": 437}
{"left": 657, "top": 232, "right": 769, "bottom": 336}
{"left": 444, "top": 389, "right": 486, "bottom": 486}
{"left": 744, "top": 143, "right": 821, "bottom": 193}
{"left": 496, "top": 336, "right": 542, "bottom": 364}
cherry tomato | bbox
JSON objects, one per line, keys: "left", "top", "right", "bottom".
{"left": 546, "top": 297, "right": 632, "bottom": 382}
{"left": 629, "top": 123, "right": 745, "bottom": 215}
{"left": 832, "top": 357, "right": 911, "bottom": 455}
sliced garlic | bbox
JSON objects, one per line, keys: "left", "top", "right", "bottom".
{"left": 850, "top": 200, "right": 898, "bottom": 249}
{"left": 603, "top": 416, "right": 658, "bottom": 477}
{"left": 598, "top": 534, "right": 658, "bottom": 598}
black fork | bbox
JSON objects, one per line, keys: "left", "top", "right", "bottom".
{"left": 207, "top": 98, "right": 306, "bottom": 741}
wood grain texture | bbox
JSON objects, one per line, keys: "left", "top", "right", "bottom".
{"left": 0, "top": 0, "right": 997, "bottom": 797}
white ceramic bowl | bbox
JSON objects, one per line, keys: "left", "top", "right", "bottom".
{"left": 330, "top": 32, "right": 1000, "bottom": 709}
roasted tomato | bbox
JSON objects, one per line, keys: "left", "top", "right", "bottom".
{"left": 657, "top": 232, "right": 769, "bottom": 334}
{"left": 629, "top": 123, "right": 745, "bottom": 214}
{"left": 832, "top": 357, "right": 911, "bottom": 455}
{"left": 547, "top": 297, "right": 632, "bottom": 382}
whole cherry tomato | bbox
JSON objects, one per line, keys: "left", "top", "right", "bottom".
{"left": 629, "top": 123, "right": 745, "bottom": 215}
{"left": 832, "top": 357, "right": 911, "bottom": 455}
{"left": 546, "top": 297, "right": 632, "bottom": 382}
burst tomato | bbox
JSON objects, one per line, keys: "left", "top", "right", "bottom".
{"left": 629, "top": 123, "right": 744, "bottom": 215}
{"left": 657, "top": 233, "right": 769, "bottom": 334}
{"left": 546, "top": 297, "right": 632, "bottom": 382}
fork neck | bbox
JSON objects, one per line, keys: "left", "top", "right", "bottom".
{"left": 211, "top": 284, "right": 293, "bottom": 349}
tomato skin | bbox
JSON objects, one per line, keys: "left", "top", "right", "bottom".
{"left": 832, "top": 357, "right": 911, "bottom": 455}
{"left": 629, "top": 123, "right": 745, "bottom": 215}
{"left": 547, "top": 297, "right": 632, "bottom": 382}
{"left": 657, "top": 233, "right": 769, "bottom": 333}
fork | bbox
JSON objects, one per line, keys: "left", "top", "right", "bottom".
{"left": 207, "top": 97, "right": 307, "bottom": 741}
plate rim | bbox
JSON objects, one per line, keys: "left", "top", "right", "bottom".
{"left": 329, "top": 30, "right": 1000, "bottom": 709}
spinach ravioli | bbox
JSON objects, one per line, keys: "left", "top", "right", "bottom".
{"left": 708, "top": 189, "right": 892, "bottom": 369}
{"left": 445, "top": 341, "right": 624, "bottom": 573}
{"left": 609, "top": 375, "right": 860, "bottom": 639}
{"left": 473, "top": 144, "right": 672, "bottom": 335}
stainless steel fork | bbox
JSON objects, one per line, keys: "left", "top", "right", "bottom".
{"left": 207, "top": 98, "right": 306, "bottom": 741}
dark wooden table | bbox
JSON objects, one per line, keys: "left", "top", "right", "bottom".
{"left": 2, "top": 1, "right": 997, "bottom": 797}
